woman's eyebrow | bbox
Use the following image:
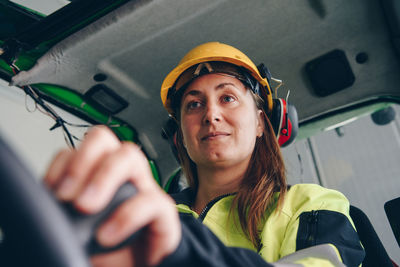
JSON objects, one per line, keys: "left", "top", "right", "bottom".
{"left": 181, "top": 90, "right": 201, "bottom": 103}
{"left": 182, "top": 82, "right": 239, "bottom": 100}
{"left": 216, "top": 82, "right": 237, "bottom": 90}
{"left": 182, "top": 90, "right": 201, "bottom": 99}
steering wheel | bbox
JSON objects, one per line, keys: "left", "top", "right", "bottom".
{"left": 0, "top": 135, "right": 138, "bottom": 266}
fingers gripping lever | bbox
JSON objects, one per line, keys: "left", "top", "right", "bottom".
{"left": 62, "top": 182, "right": 141, "bottom": 255}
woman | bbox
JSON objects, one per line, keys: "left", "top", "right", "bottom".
{"left": 45, "top": 42, "right": 364, "bottom": 266}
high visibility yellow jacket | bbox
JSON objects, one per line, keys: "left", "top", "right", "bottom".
{"left": 160, "top": 183, "right": 364, "bottom": 267}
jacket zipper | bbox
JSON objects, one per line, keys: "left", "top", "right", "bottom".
{"left": 306, "top": 210, "right": 318, "bottom": 246}
{"left": 198, "top": 193, "right": 234, "bottom": 221}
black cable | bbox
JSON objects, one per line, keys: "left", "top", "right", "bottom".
{"left": 10, "top": 63, "right": 77, "bottom": 148}
{"left": 9, "top": 64, "right": 121, "bottom": 148}
{"left": 21, "top": 84, "right": 77, "bottom": 148}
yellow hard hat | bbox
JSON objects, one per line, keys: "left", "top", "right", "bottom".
{"left": 160, "top": 42, "right": 273, "bottom": 115}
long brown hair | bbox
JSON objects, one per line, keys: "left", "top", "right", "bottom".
{"left": 175, "top": 91, "right": 287, "bottom": 250}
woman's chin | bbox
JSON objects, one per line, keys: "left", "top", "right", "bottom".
{"left": 197, "top": 151, "right": 243, "bottom": 167}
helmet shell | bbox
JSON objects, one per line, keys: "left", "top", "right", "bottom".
{"left": 160, "top": 42, "right": 273, "bottom": 114}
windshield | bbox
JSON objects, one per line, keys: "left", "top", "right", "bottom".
{"left": 8, "top": 0, "right": 70, "bottom": 17}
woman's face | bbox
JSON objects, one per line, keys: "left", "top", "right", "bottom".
{"left": 179, "top": 73, "right": 264, "bottom": 169}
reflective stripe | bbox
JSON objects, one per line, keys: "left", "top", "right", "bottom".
{"left": 273, "top": 263, "right": 302, "bottom": 267}
{"left": 176, "top": 204, "right": 199, "bottom": 218}
{"left": 275, "top": 244, "right": 345, "bottom": 267}
{"left": 296, "top": 209, "right": 363, "bottom": 266}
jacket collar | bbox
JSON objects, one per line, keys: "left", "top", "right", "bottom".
{"left": 170, "top": 187, "right": 195, "bottom": 206}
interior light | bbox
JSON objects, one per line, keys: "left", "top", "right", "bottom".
{"left": 84, "top": 84, "right": 128, "bottom": 115}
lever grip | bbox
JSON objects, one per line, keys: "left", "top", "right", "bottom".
{"left": 62, "top": 183, "right": 141, "bottom": 255}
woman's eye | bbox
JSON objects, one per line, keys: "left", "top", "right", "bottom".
{"left": 222, "top": 95, "right": 236, "bottom": 103}
{"left": 186, "top": 101, "right": 202, "bottom": 110}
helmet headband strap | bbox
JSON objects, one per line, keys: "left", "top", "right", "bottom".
{"left": 193, "top": 62, "right": 214, "bottom": 76}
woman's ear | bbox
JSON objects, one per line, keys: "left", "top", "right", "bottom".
{"left": 182, "top": 136, "right": 187, "bottom": 149}
{"left": 256, "top": 109, "right": 264, "bottom": 137}
{"left": 179, "top": 127, "right": 188, "bottom": 149}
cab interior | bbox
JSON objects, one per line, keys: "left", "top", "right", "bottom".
{"left": 0, "top": 0, "right": 399, "bottom": 266}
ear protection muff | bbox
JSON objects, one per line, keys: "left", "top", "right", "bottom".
{"left": 257, "top": 64, "right": 298, "bottom": 147}
{"left": 269, "top": 98, "right": 298, "bottom": 147}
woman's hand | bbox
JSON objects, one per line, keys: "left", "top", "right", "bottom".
{"left": 44, "top": 126, "right": 181, "bottom": 267}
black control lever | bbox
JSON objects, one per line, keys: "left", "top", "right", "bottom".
{"left": 62, "top": 182, "right": 141, "bottom": 255}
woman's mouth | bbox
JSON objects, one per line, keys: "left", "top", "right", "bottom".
{"left": 201, "top": 132, "right": 230, "bottom": 141}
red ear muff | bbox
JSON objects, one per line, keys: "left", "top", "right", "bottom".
{"left": 270, "top": 99, "right": 298, "bottom": 147}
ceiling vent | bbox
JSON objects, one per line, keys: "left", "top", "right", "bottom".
{"left": 305, "top": 49, "right": 355, "bottom": 97}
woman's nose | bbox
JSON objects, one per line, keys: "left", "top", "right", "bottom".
{"left": 203, "top": 103, "right": 221, "bottom": 125}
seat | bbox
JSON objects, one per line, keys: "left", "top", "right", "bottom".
{"left": 349, "top": 205, "right": 394, "bottom": 267}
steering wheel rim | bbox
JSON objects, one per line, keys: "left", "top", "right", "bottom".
{"left": 0, "top": 135, "right": 90, "bottom": 267}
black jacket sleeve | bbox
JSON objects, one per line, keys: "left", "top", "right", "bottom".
{"left": 158, "top": 213, "right": 273, "bottom": 267}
